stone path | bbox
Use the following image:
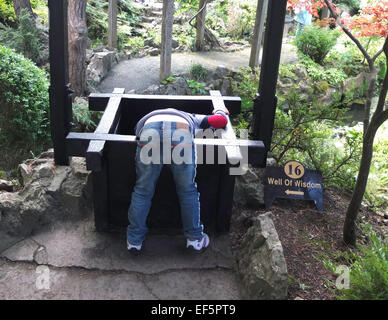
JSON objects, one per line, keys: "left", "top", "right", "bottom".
{"left": 0, "top": 213, "right": 241, "bottom": 299}
{"left": 98, "top": 43, "right": 298, "bottom": 93}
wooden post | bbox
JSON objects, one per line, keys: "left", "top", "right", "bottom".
{"left": 48, "top": 0, "right": 72, "bottom": 165}
{"left": 195, "top": 0, "right": 207, "bottom": 51}
{"left": 249, "top": 0, "right": 268, "bottom": 68}
{"left": 108, "top": 0, "right": 118, "bottom": 49}
{"left": 252, "top": 0, "right": 287, "bottom": 167}
{"left": 160, "top": 0, "right": 174, "bottom": 81}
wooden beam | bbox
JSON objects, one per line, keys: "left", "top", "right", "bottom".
{"left": 210, "top": 90, "right": 242, "bottom": 164}
{"left": 249, "top": 0, "right": 268, "bottom": 68}
{"left": 86, "top": 88, "right": 124, "bottom": 171}
{"left": 252, "top": 0, "right": 288, "bottom": 167}
{"left": 89, "top": 93, "right": 242, "bottom": 115}
{"left": 66, "top": 132, "right": 264, "bottom": 156}
{"left": 48, "top": 0, "right": 72, "bottom": 165}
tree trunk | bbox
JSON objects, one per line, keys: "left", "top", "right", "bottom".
{"left": 195, "top": 0, "right": 207, "bottom": 51}
{"left": 68, "top": 0, "right": 88, "bottom": 98}
{"left": 13, "top": 0, "right": 36, "bottom": 18}
{"left": 343, "top": 122, "right": 378, "bottom": 245}
{"left": 343, "top": 39, "right": 388, "bottom": 245}
{"left": 160, "top": 0, "right": 174, "bottom": 81}
{"left": 249, "top": 0, "right": 268, "bottom": 68}
{"left": 108, "top": 0, "right": 118, "bottom": 49}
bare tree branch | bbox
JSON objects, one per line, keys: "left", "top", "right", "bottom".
{"left": 324, "top": 0, "right": 372, "bottom": 67}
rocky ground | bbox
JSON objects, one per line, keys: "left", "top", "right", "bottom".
{"left": 0, "top": 153, "right": 286, "bottom": 300}
{"left": 230, "top": 188, "right": 388, "bottom": 300}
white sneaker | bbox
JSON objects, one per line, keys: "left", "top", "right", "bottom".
{"left": 127, "top": 240, "right": 142, "bottom": 252}
{"left": 186, "top": 233, "right": 210, "bottom": 253}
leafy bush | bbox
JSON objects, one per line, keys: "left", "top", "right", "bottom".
{"left": 296, "top": 25, "right": 340, "bottom": 65}
{"left": 189, "top": 64, "right": 208, "bottom": 81}
{"left": 0, "top": 0, "right": 16, "bottom": 26}
{"left": 231, "top": 66, "right": 260, "bottom": 111}
{"left": 224, "top": 0, "right": 255, "bottom": 40}
{"left": 0, "top": 45, "right": 50, "bottom": 168}
{"left": 186, "top": 79, "right": 207, "bottom": 95}
{"left": 87, "top": 0, "right": 141, "bottom": 48}
{"left": 270, "top": 89, "right": 362, "bottom": 191}
{"left": 0, "top": 8, "right": 44, "bottom": 64}
{"left": 300, "top": 56, "right": 348, "bottom": 86}
{"left": 324, "top": 223, "right": 388, "bottom": 300}
{"left": 231, "top": 67, "right": 361, "bottom": 191}
{"left": 72, "top": 103, "right": 97, "bottom": 132}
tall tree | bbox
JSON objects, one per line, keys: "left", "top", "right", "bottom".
{"left": 68, "top": 0, "right": 88, "bottom": 97}
{"left": 160, "top": 0, "right": 174, "bottom": 81}
{"left": 195, "top": 0, "right": 207, "bottom": 51}
{"left": 323, "top": 0, "right": 388, "bottom": 245}
{"left": 12, "top": 0, "right": 36, "bottom": 18}
{"left": 108, "top": 0, "right": 118, "bottom": 49}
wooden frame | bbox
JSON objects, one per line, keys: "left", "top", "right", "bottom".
{"left": 47, "top": 0, "right": 288, "bottom": 232}
{"left": 65, "top": 90, "right": 265, "bottom": 232}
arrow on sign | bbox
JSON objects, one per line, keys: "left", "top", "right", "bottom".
{"left": 285, "top": 190, "right": 304, "bottom": 196}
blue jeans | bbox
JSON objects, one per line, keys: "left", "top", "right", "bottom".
{"left": 127, "top": 121, "right": 204, "bottom": 245}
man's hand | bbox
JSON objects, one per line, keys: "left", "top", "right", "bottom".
{"left": 212, "top": 107, "right": 230, "bottom": 115}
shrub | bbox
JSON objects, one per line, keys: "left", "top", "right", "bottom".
{"left": 224, "top": 0, "right": 255, "bottom": 40}
{"left": 186, "top": 79, "right": 207, "bottom": 95}
{"left": 300, "top": 56, "right": 348, "bottom": 86}
{"left": 0, "top": 8, "right": 44, "bottom": 64}
{"left": 0, "top": 45, "right": 50, "bottom": 168}
{"left": 189, "top": 64, "right": 208, "bottom": 81}
{"left": 296, "top": 25, "right": 340, "bottom": 65}
{"left": 324, "top": 223, "right": 388, "bottom": 300}
{"left": 0, "top": 0, "right": 16, "bottom": 26}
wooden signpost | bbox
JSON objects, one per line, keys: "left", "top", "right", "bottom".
{"left": 265, "top": 161, "right": 324, "bottom": 211}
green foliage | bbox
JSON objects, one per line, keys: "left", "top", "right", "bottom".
{"left": 0, "top": 45, "right": 50, "bottom": 161}
{"left": 223, "top": 0, "right": 255, "bottom": 40}
{"left": 364, "top": 126, "right": 388, "bottom": 211}
{"left": 87, "top": 0, "right": 141, "bottom": 49}
{"left": 326, "top": 49, "right": 362, "bottom": 77}
{"left": 0, "top": 9, "right": 44, "bottom": 64}
{"left": 0, "top": 0, "right": 16, "bottom": 26}
{"left": 333, "top": 0, "right": 360, "bottom": 15}
{"left": 189, "top": 64, "right": 208, "bottom": 81}
{"left": 296, "top": 25, "right": 340, "bottom": 65}
{"left": 270, "top": 89, "right": 362, "bottom": 191}
{"left": 87, "top": 0, "right": 108, "bottom": 44}
{"left": 161, "top": 75, "right": 176, "bottom": 85}
{"left": 300, "top": 55, "right": 348, "bottom": 87}
{"left": 231, "top": 66, "right": 362, "bottom": 191}
{"left": 231, "top": 66, "right": 260, "bottom": 111}
{"left": 186, "top": 79, "right": 207, "bottom": 95}
{"left": 377, "top": 60, "right": 387, "bottom": 83}
{"left": 72, "top": 103, "right": 97, "bottom": 132}
{"left": 323, "top": 223, "right": 388, "bottom": 300}
{"left": 126, "top": 36, "right": 144, "bottom": 54}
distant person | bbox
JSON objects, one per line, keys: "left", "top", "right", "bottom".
{"left": 127, "top": 107, "right": 229, "bottom": 253}
{"left": 294, "top": 2, "right": 312, "bottom": 36}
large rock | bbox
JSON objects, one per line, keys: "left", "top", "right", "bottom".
{"left": 0, "top": 151, "right": 92, "bottom": 252}
{"left": 233, "top": 166, "right": 265, "bottom": 207}
{"left": 86, "top": 51, "right": 119, "bottom": 86}
{"left": 236, "top": 212, "right": 288, "bottom": 300}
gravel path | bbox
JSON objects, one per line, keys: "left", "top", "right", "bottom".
{"left": 98, "top": 43, "right": 298, "bottom": 93}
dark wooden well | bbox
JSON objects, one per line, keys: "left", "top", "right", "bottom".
{"left": 48, "top": 0, "right": 288, "bottom": 233}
